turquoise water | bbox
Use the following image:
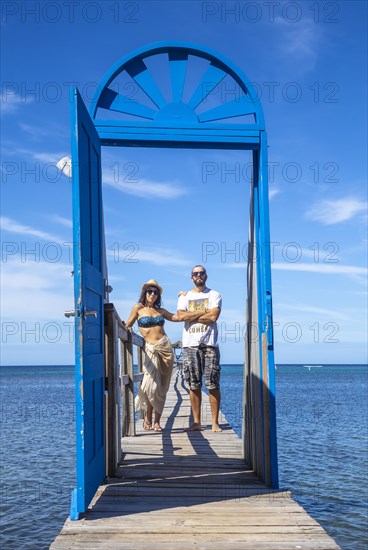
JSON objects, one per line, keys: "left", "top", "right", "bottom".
{"left": 0, "top": 364, "right": 367, "bottom": 549}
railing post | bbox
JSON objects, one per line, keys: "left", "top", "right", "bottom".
{"left": 104, "top": 303, "right": 121, "bottom": 477}
{"left": 104, "top": 303, "right": 145, "bottom": 471}
{"left": 121, "top": 329, "right": 135, "bottom": 436}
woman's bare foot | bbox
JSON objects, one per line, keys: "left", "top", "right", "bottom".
{"left": 185, "top": 423, "right": 202, "bottom": 432}
{"left": 212, "top": 424, "right": 222, "bottom": 432}
{"left": 153, "top": 423, "right": 162, "bottom": 432}
{"left": 143, "top": 414, "right": 152, "bottom": 430}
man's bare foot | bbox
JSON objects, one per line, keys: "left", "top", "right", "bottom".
{"left": 185, "top": 423, "right": 202, "bottom": 432}
{"left": 212, "top": 424, "right": 222, "bottom": 432}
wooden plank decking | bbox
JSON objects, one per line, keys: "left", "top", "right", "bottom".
{"left": 50, "top": 369, "right": 340, "bottom": 549}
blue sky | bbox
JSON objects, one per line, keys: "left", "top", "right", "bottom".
{"left": 1, "top": 0, "right": 367, "bottom": 365}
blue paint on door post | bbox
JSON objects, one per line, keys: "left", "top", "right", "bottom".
{"left": 69, "top": 88, "right": 105, "bottom": 520}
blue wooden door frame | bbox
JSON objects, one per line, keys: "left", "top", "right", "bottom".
{"left": 253, "top": 137, "right": 278, "bottom": 488}
{"left": 69, "top": 41, "right": 278, "bottom": 519}
{"left": 70, "top": 89, "right": 105, "bottom": 520}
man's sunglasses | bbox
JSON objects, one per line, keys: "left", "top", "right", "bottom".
{"left": 146, "top": 289, "right": 159, "bottom": 295}
{"left": 192, "top": 271, "right": 206, "bottom": 277}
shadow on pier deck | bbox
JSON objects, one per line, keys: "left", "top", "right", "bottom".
{"left": 50, "top": 371, "right": 340, "bottom": 550}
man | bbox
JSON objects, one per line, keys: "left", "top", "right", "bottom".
{"left": 177, "top": 266, "right": 222, "bottom": 432}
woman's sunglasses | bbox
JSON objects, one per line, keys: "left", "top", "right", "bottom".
{"left": 146, "top": 289, "right": 159, "bottom": 295}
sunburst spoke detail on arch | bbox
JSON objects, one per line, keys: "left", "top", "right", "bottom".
{"left": 168, "top": 51, "right": 188, "bottom": 103}
{"left": 98, "top": 88, "right": 157, "bottom": 120}
{"left": 125, "top": 58, "right": 166, "bottom": 109}
{"left": 188, "top": 62, "right": 227, "bottom": 110}
{"left": 198, "top": 95, "right": 256, "bottom": 123}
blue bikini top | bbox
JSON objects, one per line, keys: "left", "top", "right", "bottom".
{"left": 137, "top": 315, "right": 165, "bottom": 328}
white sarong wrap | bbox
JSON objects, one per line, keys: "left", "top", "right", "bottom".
{"left": 134, "top": 335, "right": 174, "bottom": 416}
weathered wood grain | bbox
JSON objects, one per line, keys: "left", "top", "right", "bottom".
{"left": 50, "top": 370, "right": 340, "bottom": 549}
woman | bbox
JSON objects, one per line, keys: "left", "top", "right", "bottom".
{"left": 125, "top": 279, "right": 204, "bottom": 432}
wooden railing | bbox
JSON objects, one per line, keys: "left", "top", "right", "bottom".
{"left": 104, "top": 303, "right": 145, "bottom": 477}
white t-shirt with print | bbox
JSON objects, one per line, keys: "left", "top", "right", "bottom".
{"left": 177, "top": 288, "right": 222, "bottom": 347}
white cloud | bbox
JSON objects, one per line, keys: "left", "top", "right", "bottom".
{"left": 275, "top": 16, "right": 322, "bottom": 71}
{"left": 1, "top": 259, "right": 73, "bottom": 321}
{"left": 107, "top": 246, "right": 192, "bottom": 267}
{"left": 0, "top": 91, "right": 33, "bottom": 115}
{"left": 2, "top": 261, "right": 71, "bottom": 291}
{"left": 276, "top": 302, "right": 349, "bottom": 321}
{"left": 306, "top": 197, "right": 367, "bottom": 224}
{"left": 225, "top": 262, "right": 366, "bottom": 274}
{"left": 273, "top": 262, "right": 367, "bottom": 285}
{"left": 225, "top": 261, "right": 367, "bottom": 283}
{"left": 0, "top": 144, "right": 67, "bottom": 165}
{"left": 103, "top": 172, "right": 187, "bottom": 199}
{"left": 33, "top": 151, "right": 66, "bottom": 164}
{"left": 136, "top": 249, "right": 191, "bottom": 266}
{"left": 18, "top": 122, "right": 68, "bottom": 141}
{"left": 272, "top": 262, "right": 366, "bottom": 276}
{"left": 269, "top": 188, "right": 280, "bottom": 199}
{"left": 218, "top": 308, "right": 246, "bottom": 325}
{"left": 1, "top": 216, "right": 63, "bottom": 242}
{"left": 50, "top": 215, "right": 73, "bottom": 229}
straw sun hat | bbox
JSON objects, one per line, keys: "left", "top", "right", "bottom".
{"left": 141, "top": 279, "right": 163, "bottom": 295}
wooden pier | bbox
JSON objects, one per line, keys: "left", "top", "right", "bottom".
{"left": 50, "top": 369, "right": 340, "bottom": 550}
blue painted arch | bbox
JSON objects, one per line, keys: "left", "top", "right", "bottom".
{"left": 89, "top": 41, "right": 265, "bottom": 130}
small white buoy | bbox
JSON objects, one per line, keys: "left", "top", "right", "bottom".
{"left": 56, "top": 156, "right": 72, "bottom": 178}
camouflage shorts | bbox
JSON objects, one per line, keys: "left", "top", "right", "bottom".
{"left": 183, "top": 345, "right": 221, "bottom": 390}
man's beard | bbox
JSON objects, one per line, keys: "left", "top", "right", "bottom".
{"left": 194, "top": 279, "right": 205, "bottom": 289}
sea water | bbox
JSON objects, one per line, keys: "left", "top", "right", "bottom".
{"left": 220, "top": 364, "right": 368, "bottom": 550}
{"left": 0, "top": 364, "right": 367, "bottom": 549}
